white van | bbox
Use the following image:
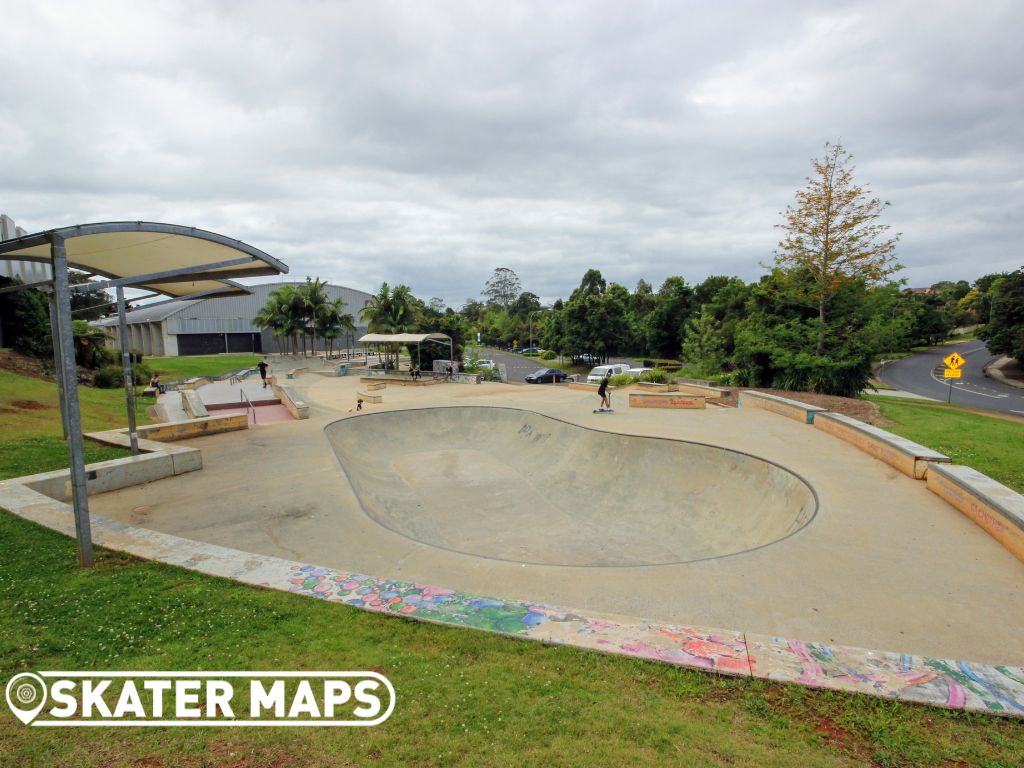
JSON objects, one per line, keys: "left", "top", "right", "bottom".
{"left": 586, "top": 363, "right": 631, "bottom": 383}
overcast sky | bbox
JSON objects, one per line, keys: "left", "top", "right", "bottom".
{"left": 1, "top": 0, "right": 1020, "bottom": 306}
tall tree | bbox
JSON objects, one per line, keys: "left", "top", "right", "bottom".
{"left": 482, "top": 267, "right": 522, "bottom": 310}
{"left": 979, "top": 268, "right": 1024, "bottom": 364}
{"left": 774, "top": 142, "right": 900, "bottom": 355}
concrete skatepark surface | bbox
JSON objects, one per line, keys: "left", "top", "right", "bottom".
{"left": 326, "top": 407, "right": 817, "bottom": 566}
{"left": 88, "top": 374, "right": 1024, "bottom": 668}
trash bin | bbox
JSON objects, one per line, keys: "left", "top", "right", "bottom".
{"left": 337, "top": 365, "right": 347, "bottom": 376}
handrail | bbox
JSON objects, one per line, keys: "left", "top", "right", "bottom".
{"left": 239, "top": 389, "right": 256, "bottom": 424}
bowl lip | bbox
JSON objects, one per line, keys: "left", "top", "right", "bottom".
{"left": 323, "top": 405, "right": 822, "bottom": 569}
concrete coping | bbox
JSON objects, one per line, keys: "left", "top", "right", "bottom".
{"left": 815, "top": 412, "right": 951, "bottom": 462}
{"left": 739, "top": 390, "right": 826, "bottom": 412}
{"left": 928, "top": 464, "right": 1024, "bottom": 533}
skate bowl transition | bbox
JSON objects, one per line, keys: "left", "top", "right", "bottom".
{"left": 325, "top": 406, "right": 818, "bottom": 567}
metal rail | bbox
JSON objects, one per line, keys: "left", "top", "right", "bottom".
{"left": 240, "top": 389, "right": 256, "bottom": 424}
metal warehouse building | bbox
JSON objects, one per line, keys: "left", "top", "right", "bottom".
{"left": 96, "top": 281, "right": 373, "bottom": 356}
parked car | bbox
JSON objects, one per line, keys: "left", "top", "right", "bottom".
{"left": 525, "top": 368, "right": 568, "bottom": 384}
{"left": 476, "top": 359, "right": 496, "bottom": 369}
{"left": 626, "top": 367, "right": 653, "bottom": 378}
{"left": 586, "top": 363, "right": 631, "bottom": 383}
{"left": 520, "top": 347, "right": 544, "bottom": 356}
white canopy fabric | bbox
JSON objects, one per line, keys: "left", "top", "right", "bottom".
{"left": 0, "top": 221, "right": 287, "bottom": 297}
{"left": 359, "top": 333, "right": 452, "bottom": 344}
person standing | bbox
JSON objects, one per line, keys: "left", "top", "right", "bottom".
{"left": 257, "top": 358, "right": 269, "bottom": 388}
{"left": 597, "top": 371, "right": 612, "bottom": 411}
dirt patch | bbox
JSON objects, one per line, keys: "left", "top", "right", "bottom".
{"left": 0, "top": 349, "right": 53, "bottom": 381}
{"left": 684, "top": 383, "right": 890, "bottom": 425}
{"left": 10, "top": 399, "right": 48, "bottom": 411}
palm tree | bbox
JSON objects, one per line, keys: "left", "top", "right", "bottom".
{"left": 316, "top": 299, "right": 355, "bottom": 358}
{"left": 360, "top": 283, "right": 419, "bottom": 369}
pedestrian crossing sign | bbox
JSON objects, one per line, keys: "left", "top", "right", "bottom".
{"left": 943, "top": 352, "right": 965, "bottom": 369}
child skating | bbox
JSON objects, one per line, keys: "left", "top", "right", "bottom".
{"left": 594, "top": 372, "right": 613, "bottom": 413}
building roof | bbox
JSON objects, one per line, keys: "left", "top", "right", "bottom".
{"left": 95, "top": 300, "right": 201, "bottom": 326}
{"left": 0, "top": 221, "right": 287, "bottom": 298}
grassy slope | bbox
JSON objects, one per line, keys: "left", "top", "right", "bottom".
{"left": 0, "top": 366, "right": 1021, "bottom": 765}
{"left": 867, "top": 396, "right": 1024, "bottom": 493}
{"left": 1, "top": 511, "right": 1021, "bottom": 768}
{"left": 0, "top": 368, "right": 149, "bottom": 479}
{"left": 147, "top": 354, "right": 263, "bottom": 381}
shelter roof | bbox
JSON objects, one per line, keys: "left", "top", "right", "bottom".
{"left": 0, "top": 221, "right": 287, "bottom": 298}
{"left": 359, "top": 333, "right": 452, "bottom": 344}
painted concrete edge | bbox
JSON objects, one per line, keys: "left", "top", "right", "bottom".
{"left": 737, "top": 391, "right": 819, "bottom": 423}
{"left": 926, "top": 464, "right": 1024, "bottom": 563}
{"left": 628, "top": 392, "right": 706, "bottom": 409}
{"left": 814, "top": 412, "right": 950, "bottom": 464}
{"left": 0, "top": 480, "right": 1020, "bottom": 718}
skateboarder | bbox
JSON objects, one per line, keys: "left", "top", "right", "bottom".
{"left": 596, "top": 372, "right": 612, "bottom": 412}
{"left": 257, "top": 359, "right": 269, "bottom": 388}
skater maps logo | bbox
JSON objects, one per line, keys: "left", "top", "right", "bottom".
{"left": 5, "top": 671, "right": 394, "bottom": 727}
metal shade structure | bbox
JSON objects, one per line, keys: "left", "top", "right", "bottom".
{"left": 0, "top": 221, "right": 288, "bottom": 567}
{"left": 358, "top": 332, "right": 453, "bottom": 370}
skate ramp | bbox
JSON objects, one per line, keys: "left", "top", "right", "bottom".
{"left": 325, "top": 407, "right": 817, "bottom": 567}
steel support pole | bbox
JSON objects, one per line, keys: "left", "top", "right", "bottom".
{"left": 46, "top": 292, "right": 69, "bottom": 440}
{"left": 51, "top": 234, "right": 94, "bottom": 567}
{"left": 116, "top": 287, "right": 139, "bottom": 455}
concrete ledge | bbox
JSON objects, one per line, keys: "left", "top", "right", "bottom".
{"left": 124, "top": 414, "right": 249, "bottom": 442}
{"left": 814, "top": 412, "right": 950, "bottom": 479}
{"left": 366, "top": 382, "right": 386, "bottom": 391}
{"left": 676, "top": 382, "right": 729, "bottom": 398}
{"left": 926, "top": 464, "right": 1024, "bottom": 563}
{"left": 286, "top": 366, "right": 309, "bottom": 380}
{"left": 358, "top": 391, "right": 384, "bottom": 404}
{"left": 21, "top": 453, "right": 177, "bottom": 503}
{"left": 568, "top": 382, "right": 605, "bottom": 392}
{"left": 180, "top": 389, "right": 209, "bottom": 419}
{"left": 359, "top": 375, "right": 438, "bottom": 386}
{"left": 738, "top": 391, "right": 825, "bottom": 424}
{"left": 635, "top": 381, "right": 678, "bottom": 392}
{"left": 181, "top": 377, "right": 210, "bottom": 390}
{"left": 629, "top": 392, "right": 706, "bottom": 409}
{"left": 271, "top": 383, "right": 309, "bottom": 419}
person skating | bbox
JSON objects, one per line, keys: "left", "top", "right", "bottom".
{"left": 595, "top": 371, "right": 613, "bottom": 412}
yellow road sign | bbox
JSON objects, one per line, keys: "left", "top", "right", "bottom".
{"left": 943, "top": 368, "right": 962, "bottom": 379}
{"left": 943, "top": 352, "right": 965, "bottom": 369}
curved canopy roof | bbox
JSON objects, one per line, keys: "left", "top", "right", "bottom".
{"left": 0, "top": 221, "right": 287, "bottom": 298}
{"left": 359, "top": 333, "right": 452, "bottom": 344}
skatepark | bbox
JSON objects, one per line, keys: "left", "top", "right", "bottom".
{"left": 73, "top": 372, "right": 1023, "bottom": 667}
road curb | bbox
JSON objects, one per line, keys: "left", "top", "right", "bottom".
{"left": 983, "top": 356, "right": 1024, "bottom": 390}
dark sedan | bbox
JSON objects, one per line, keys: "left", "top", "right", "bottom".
{"left": 525, "top": 367, "right": 568, "bottom": 384}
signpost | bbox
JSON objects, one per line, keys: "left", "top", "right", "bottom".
{"left": 942, "top": 352, "right": 965, "bottom": 402}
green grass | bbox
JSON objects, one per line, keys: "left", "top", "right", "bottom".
{"left": 868, "top": 396, "right": 1024, "bottom": 493}
{"left": 0, "top": 368, "right": 150, "bottom": 480}
{"left": 1, "top": 511, "right": 1021, "bottom": 768}
{"left": 147, "top": 353, "right": 263, "bottom": 381}
{"left": 1, "top": 362, "right": 1022, "bottom": 765}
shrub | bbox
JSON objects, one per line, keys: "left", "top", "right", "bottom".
{"left": 130, "top": 349, "right": 145, "bottom": 364}
{"left": 641, "top": 358, "right": 683, "bottom": 369}
{"left": 639, "top": 369, "right": 670, "bottom": 384}
{"left": 609, "top": 373, "right": 633, "bottom": 387}
{"left": 93, "top": 366, "right": 124, "bottom": 388}
{"left": 540, "top": 350, "right": 557, "bottom": 360}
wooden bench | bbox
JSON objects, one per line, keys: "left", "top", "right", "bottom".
{"left": 628, "top": 392, "right": 706, "bottom": 409}
{"left": 926, "top": 464, "right": 1024, "bottom": 563}
{"left": 737, "top": 391, "right": 825, "bottom": 424}
{"left": 358, "top": 391, "right": 383, "bottom": 404}
{"left": 813, "top": 412, "right": 950, "bottom": 479}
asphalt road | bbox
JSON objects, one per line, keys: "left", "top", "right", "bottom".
{"left": 475, "top": 348, "right": 641, "bottom": 385}
{"left": 877, "top": 341, "right": 1024, "bottom": 415}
